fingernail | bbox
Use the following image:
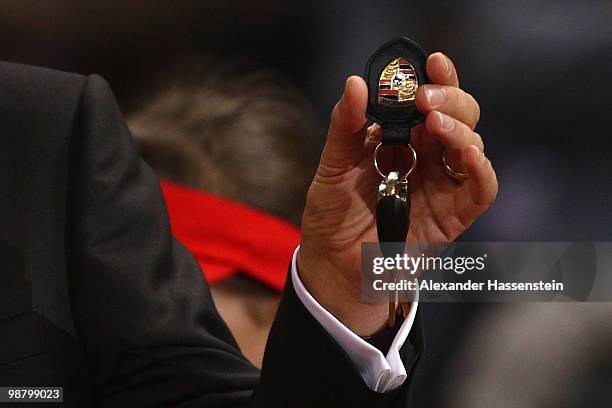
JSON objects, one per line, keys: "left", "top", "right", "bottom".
{"left": 469, "top": 145, "right": 485, "bottom": 164}
{"left": 478, "top": 149, "right": 486, "bottom": 164}
{"left": 343, "top": 76, "right": 352, "bottom": 94}
{"left": 425, "top": 86, "right": 445, "bottom": 108}
{"left": 437, "top": 112, "right": 454, "bottom": 132}
{"left": 443, "top": 55, "right": 452, "bottom": 76}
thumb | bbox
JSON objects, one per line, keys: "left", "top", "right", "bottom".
{"left": 319, "top": 76, "right": 369, "bottom": 173}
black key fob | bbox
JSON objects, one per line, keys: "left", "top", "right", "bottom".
{"left": 365, "top": 37, "right": 429, "bottom": 247}
{"left": 365, "top": 37, "right": 430, "bottom": 146}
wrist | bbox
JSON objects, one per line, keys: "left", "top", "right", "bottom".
{"left": 296, "top": 245, "right": 388, "bottom": 336}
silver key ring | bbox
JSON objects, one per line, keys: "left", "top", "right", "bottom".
{"left": 373, "top": 142, "right": 417, "bottom": 179}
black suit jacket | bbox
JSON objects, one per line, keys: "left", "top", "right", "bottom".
{"left": 0, "top": 61, "right": 423, "bottom": 407}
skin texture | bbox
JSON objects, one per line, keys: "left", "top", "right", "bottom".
{"left": 210, "top": 283, "right": 279, "bottom": 368}
{"left": 298, "top": 53, "right": 499, "bottom": 336}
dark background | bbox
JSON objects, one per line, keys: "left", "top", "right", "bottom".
{"left": 1, "top": 1, "right": 610, "bottom": 406}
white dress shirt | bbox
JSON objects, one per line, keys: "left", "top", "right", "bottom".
{"left": 290, "top": 246, "right": 419, "bottom": 393}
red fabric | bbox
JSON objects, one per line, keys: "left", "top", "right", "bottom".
{"left": 160, "top": 179, "right": 300, "bottom": 292}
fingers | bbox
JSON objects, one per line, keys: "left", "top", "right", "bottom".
{"left": 366, "top": 123, "right": 382, "bottom": 143}
{"left": 420, "top": 52, "right": 480, "bottom": 131}
{"left": 417, "top": 52, "right": 484, "bottom": 176}
{"left": 320, "top": 76, "right": 369, "bottom": 174}
{"left": 416, "top": 85, "right": 480, "bottom": 129}
{"left": 462, "top": 145, "right": 498, "bottom": 206}
{"left": 425, "top": 111, "right": 484, "bottom": 152}
{"left": 423, "top": 54, "right": 498, "bottom": 212}
{"left": 426, "top": 52, "right": 458, "bottom": 87}
{"left": 330, "top": 76, "right": 368, "bottom": 135}
{"left": 424, "top": 109, "right": 484, "bottom": 173}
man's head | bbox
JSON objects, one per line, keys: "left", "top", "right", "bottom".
{"left": 127, "top": 56, "right": 321, "bottom": 367}
{"left": 128, "top": 57, "right": 320, "bottom": 225}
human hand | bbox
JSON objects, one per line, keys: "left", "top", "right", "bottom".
{"left": 298, "top": 53, "right": 498, "bottom": 335}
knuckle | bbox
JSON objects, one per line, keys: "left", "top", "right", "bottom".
{"left": 473, "top": 132, "right": 485, "bottom": 150}
{"left": 458, "top": 122, "right": 473, "bottom": 145}
{"left": 473, "top": 160, "right": 498, "bottom": 206}
{"left": 484, "top": 163, "right": 499, "bottom": 205}
{"left": 485, "top": 188, "right": 499, "bottom": 206}
{"left": 471, "top": 97, "right": 481, "bottom": 126}
{"left": 476, "top": 190, "right": 497, "bottom": 206}
{"left": 463, "top": 91, "right": 480, "bottom": 125}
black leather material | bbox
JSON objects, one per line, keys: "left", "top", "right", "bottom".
{"left": 364, "top": 37, "right": 429, "bottom": 145}
{"left": 0, "top": 61, "right": 424, "bottom": 407}
{"left": 376, "top": 196, "right": 410, "bottom": 257}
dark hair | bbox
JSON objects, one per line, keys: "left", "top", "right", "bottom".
{"left": 128, "top": 56, "right": 321, "bottom": 225}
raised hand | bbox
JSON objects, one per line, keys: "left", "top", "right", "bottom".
{"left": 298, "top": 53, "right": 498, "bottom": 335}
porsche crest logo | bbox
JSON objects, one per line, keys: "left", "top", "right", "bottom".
{"left": 378, "top": 58, "right": 418, "bottom": 107}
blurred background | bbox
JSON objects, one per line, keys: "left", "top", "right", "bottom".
{"left": 1, "top": 1, "right": 610, "bottom": 406}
